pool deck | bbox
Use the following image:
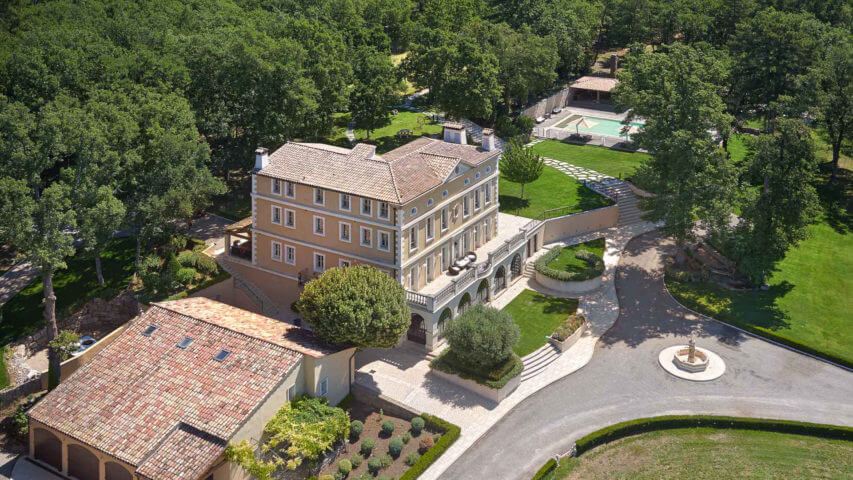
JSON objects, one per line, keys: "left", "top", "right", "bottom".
{"left": 533, "top": 104, "right": 647, "bottom": 151}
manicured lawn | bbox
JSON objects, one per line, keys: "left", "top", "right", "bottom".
{"left": 0, "top": 238, "right": 137, "bottom": 347}
{"left": 0, "top": 351, "right": 10, "bottom": 389}
{"left": 550, "top": 428, "right": 853, "bottom": 479}
{"left": 529, "top": 140, "right": 651, "bottom": 179}
{"left": 501, "top": 289, "right": 578, "bottom": 357}
{"left": 326, "top": 111, "right": 443, "bottom": 154}
{"left": 499, "top": 165, "right": 613, "bottom": 219}
{"left": 547, "top": 239, "right": 605, "bottom": 279}
{"left": 727, "top": 133, "right": 750, "bottom": 165}
{"left": 667, "top": 215, "right": 852, "bottom": 365}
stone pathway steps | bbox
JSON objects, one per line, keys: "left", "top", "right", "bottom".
{"left": 216, "top": 258, "right": 283, "bottom": 320}
{"left": 520, "top": 343, "right": 561, "bottom": 382}
{"left": 460, "top": 118, "right": 505, "bottom": 150}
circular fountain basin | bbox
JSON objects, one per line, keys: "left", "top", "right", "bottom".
{"left": 658, "top": 345, "right": 726, "bottom": 381}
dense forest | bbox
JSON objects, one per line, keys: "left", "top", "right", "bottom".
{"left": 0, "top": 0, "right": 850, "bottom": 382}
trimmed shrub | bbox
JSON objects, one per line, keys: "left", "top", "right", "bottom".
{"left": 401, "top": 432, "right": 411, "bottom": 444}
{"left": 367, "top": 456, "right": 383, "bottom": 474}
{"left": 338, "top": 459, "right": 352, "bottom": 475}
{"left": 379, "top": 454, "right": 392, "bottom": 467}
{"left": 381, "top": 420, "right": 395, "bottom": 436}
{"left": 360, "top": 438, "right": 375, "bottom": 456}
{"left": 333, "top": 473, "right": 343, "bottom": 480}
{"left": 195, "top": 254, "right": 218, "bottom": 275}
{"left": 349, "top": 453, "right": 363, "bottom": 468}
{"left": 574, "top": 415, "right": 853, "bottom": 456}
{"left": 399, "top": 414, "right": 461, "bottom": 480}
{"left": 531, "top": 458, "right": 557, "bottom": 480}
{"left": 410, "top": 417, "right": 425, "bottom": 434}
{"left": 534, "top": 246, "right": 604, "bottom": 282}
{"left": 319, "top": 476, "right": 334, "bottom": 480}
{"left": 168, "top": 233, "right": 189, "bottom": 253}
{"left": 350, "top": 420, "right": 364, "bottom": 438}
{"left": 164, "top": 251, "right": 182, "bottom": 276}
{"left": 445, "top": 304, "right": 519, "bottom": 369}
{"left": 418, "top": 435, "right": 434, "bottom": 453}
{"left": 175, "top": 267, "right": 197, "bottom": 286}
{"left": 405, "top": 451, "right": 420, "bottom": 466}
{"left": 177, "top": 251, "right": 198, "bottom": 267}
{"left": 388, "top": 438, "right": 403, "bottom": 457}
{"left": 431, "top": 349, "right": 524, "bottom": 389}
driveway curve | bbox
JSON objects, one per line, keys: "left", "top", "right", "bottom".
{"left": 440, "top": 231, "right": 853, "bottom": 480}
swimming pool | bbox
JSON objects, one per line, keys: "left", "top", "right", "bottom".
{"left": 553, "top": 114, "right": 644, "bottom": 138}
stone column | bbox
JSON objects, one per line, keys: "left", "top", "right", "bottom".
{"left": 61, "top": 441, "right": 69, "bottom": 475}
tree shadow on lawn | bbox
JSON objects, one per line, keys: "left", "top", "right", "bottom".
{"left": 598, "top": 231, "right": 792, "bottom": 349}
{"left": 517, "top": 292, "right": 578, "bottom": 317}
{"left": 815, "top": 170, "right": 852, "bottom": 235}
{"left": 576, "top": 182, "right": 614, "bottom": 210}
{"left": 498, "top": 195, "right": 530, "bottom": 216}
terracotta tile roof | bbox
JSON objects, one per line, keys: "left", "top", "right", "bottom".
{"left": 570, "top": 76, "right": 618, "bottom": 92}
{"left": 156, "top": 298, "right": 341, "bottom": 357}
{"left": 28, "top": 301, "right": 303, "bottom": 475}
{"left": 136, "top": 423, "right": 227, "bottom": 480}
{"left": 258, "top": 137, "right": 499, "bottom": 204}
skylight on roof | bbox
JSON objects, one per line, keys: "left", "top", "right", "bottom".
{"left": 176, "top": 337, "right": 194, "bottom": 349}
{"left": 214, "top": 350, "right": 231, "bottom": 362}
{"left": 141, "top": 325, "right": 159, "bottom": 337}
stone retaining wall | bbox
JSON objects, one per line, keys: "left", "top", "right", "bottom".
{"left": 535, "top": 271, "right": 603, "bottom": 294}
{"left": 542, "top": 205, "right": 618, "bottom": 244}
{"left": 429, "top": 369, "right": 520, "bottom": 403}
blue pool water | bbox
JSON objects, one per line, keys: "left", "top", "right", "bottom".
{"left": 556, "top": 115, "right": 644, "bottom": 138}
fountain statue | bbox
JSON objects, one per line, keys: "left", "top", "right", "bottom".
{"left": 673, "top": 332, "right": 709, "bottom": 372}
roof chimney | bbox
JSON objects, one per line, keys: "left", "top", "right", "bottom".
{"left": 443, "top": 122, "right": 467, "bottom": 145}
{"left": 254, "top": 147, "right": 269, "bottom": 170}
{"left": 482, "top": 129, "right": 496, "bottom": 152}
{"left": 610, "top": 54, "right": 618, "bottom": 77}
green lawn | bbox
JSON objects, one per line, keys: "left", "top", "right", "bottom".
{"left": 529, "top": 140, "right": 651, "bottom": 180}
{"left": 0, "top": 350, "right": 10, "bottom": 389}
{"left": 727, "top": 133, "right": 750, "bottom": 165}
{"left": 0, "top": 238, "right": 137, "bottom": 348}
{"left": 667, "top": 215, "right": 852, "bottom": 365}
{"left": 550, "top": 428, "right": 853, "bottom": 479}
{"left": 547, "top": 239, "right": 605, "bottom": 278}
{"left": 499, "top": 165, "right": 613, "bottom": 219}
{"left": 501, "top": 289, "right": 578, "bottom": 357}
{"left": 326, "top": 111, "right": 443, "bottom": 154}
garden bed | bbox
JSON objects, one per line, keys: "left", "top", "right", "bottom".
{"left": 548, "top": 314, "right": 588, "bottom": 353}
{"left": 317, "top": 400, "right": 458, "bottom": 479}
{"left": 533, "top": 240, "right": 605, "bottom": 294}
{"left": 501, "top": 290, "right": 579, "bottom": 357}
{"left": 430, "top": 349, "right": 523, "bottom": 391}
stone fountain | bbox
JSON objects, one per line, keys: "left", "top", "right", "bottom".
{"left": 658, "top": 333, "right": 725, "bottom": 381}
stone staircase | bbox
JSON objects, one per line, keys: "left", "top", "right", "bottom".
{"left": 520, "top": 343, "right": 561, "bottom": 382}
{"left": 216, "top": 258, "right": 283, "bottom": 319}
{"left": 586, "top": 179, "right": 646, "bottom": 227}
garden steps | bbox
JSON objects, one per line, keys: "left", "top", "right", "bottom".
{"left": 520, "top": 343, "right": 561, "bottom": 382}
{"left": 216, "top": 258, "right": 283, "bottom": 319}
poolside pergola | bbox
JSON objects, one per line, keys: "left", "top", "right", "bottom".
{"left": 569, "top": 76, "right": 618, "bottom": 103}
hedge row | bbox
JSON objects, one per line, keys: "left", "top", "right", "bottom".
{"left": 665, "top": 277, "right": 853, "bottom": 370}
{"left": 534, "top": 246, "right": 603, "bottom": 282}
{"left": 431, "top": 351, "right": 523, "bottom": 389}
{"left": 399, "top": 414, "right": 461, "bottom": 480}
{"left": 163, "top": 269, "right": 231, "bottom": 301}
{"left": 574, "top": 415, "right": 853, "bottom": 456}
{"left": 530, "top": 458, "right": 557, "bottom": 480}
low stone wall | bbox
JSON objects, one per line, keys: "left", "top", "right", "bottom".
{"left": 430, "top": 369, "right": 520, "bottom": 403}
{"left": 40, "top": 323, "right": 131, "bottom": 389}
{"left": 535, "top": 271, "right": 603, "bottom": 294}
{"left": 542, "top": 205, "right": 618, "bottom": 244}
{"left": 548, "top": 322, "right": 589, "bottom": 353}
{"left": 0, "top": 376, "right": 42, "bottom": 408}
{"left": 351, "top": 383, "right": 422, "bottom": 420}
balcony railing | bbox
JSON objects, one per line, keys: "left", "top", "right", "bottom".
{"left": 405, "top": 229, "right": 530, "bottom": 312}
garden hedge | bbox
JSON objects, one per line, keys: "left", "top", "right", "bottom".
{"left": 398, "top": 414, "right": 461, "bottom": 480}
{"left": 534, "top": 246, "right": 603, "bottom": 282}
{"left": 530, "top": 458, "right": 557, "bottom": 480}
{"left": 574, "top": 415, "right": 853, "bottom": 456}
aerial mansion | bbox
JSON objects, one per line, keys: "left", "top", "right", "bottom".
{"left": 224, "top": 124, "right": 544, "bottom": 351}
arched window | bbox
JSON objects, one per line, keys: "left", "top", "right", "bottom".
{"left": 437, "top": 308, "right": 452, "bottom": 339}
{"left": 494, "top": 266, "right": 506, "bottom": 292}
{"left": 407, "top": 314, "right": 426, "bottom": 345}
{"left": 458, "top": 292, "right": 472, "bottom": 314}
{"left": 477, "top": 279, "right": 490, "bottom": 303}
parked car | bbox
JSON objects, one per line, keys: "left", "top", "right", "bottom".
{"left": 552, "top": 106, "right": 563, "bottom": 114}
{"left": 535, "top": 116, "right": 546, "bottom": 124}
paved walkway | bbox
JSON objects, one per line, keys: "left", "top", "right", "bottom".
{"left": 0, "top": 262, "right": 39, "bottom": 307}
{"left": 544, "top": 157, "right": 614, "bottom": 183}
{"left": 440, "top": 231, "right": 853, "bottom": 479}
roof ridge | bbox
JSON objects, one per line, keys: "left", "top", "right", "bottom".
{"left": 290, "top": 141, "right": 349, "bottom": 157}
{"left": 384, "top": 160, "right": 404, "bottom": 203}
{"left": 151, "top": 302, "right": 308, "bottom": 357}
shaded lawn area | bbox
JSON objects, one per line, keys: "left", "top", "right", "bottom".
{"left": 727, "top": 134, "right": 750, "bottom": 165}
{"left": 552, "top": 428, "right": 853, "bottom": 479}
{"left": 548, "top": 239, "right": 605, "bottom": 278}
{"left": 325, "top": 111, "right": 442, "bottom": 154}
{"left": 499, "top": 165, "right": 613, "bottom": 219}
{"left": 0, "top": 352, "right": 9, "bottom": 389}
{"left": 529, "top": 140, "right": 650, "bottom": 179}
{"left": 667, "top": 215, "right": 852, "bottom": 365}
{"left": 209, "top": 191, "right": 252, "bottom": 221}
{"left": 501, "top": 289, "right": 578, "bottom": 357}
{"left": 0, "top": 238, "right": 137, "bottom": 348}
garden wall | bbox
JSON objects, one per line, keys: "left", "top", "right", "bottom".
{"left": 351, "top": 383, "right": 422, "bottom": 420}
{"left": 40, "top": 323, "right": 130, "bottom": 389}
{"left": 430, "top": 369, "right": 520, "bottom": 403}
{"left": 535, "top": 271, "right": 602, "bottom": 294}
{"left": 542, "top": 205, "right": 618, "bottom": 244}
